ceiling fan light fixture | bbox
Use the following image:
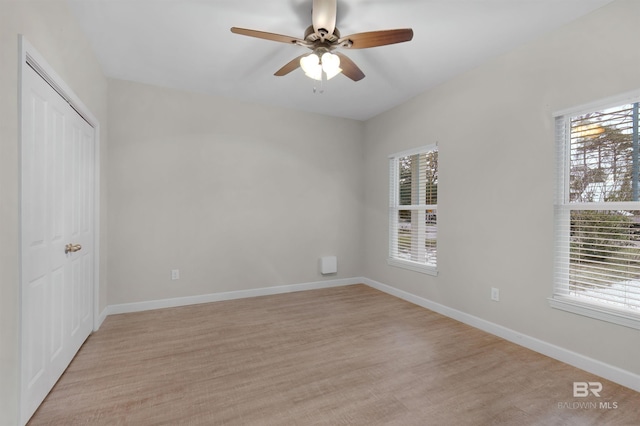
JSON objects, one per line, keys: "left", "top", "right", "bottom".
{"left": 300, "top": 51, "right": 342, "bottom": 81}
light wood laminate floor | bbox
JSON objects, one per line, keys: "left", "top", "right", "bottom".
{"left": 29, "top": 284, "right": 639, "bottom": 425}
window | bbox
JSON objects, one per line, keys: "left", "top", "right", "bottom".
{"left": 389, "top": 145, "right": 438, "bottom": 275}
{"left": 553, "top": 94, "right": 640, "bottom": 329}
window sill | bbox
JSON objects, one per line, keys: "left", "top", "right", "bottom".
{"left": 387, "top": 258, "right": 438, "bottom": 276}
{"left": 548, "top": 295, "right": 640, "bottom": 330}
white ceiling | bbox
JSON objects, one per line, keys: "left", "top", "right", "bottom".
{"left": 67, "top": 0, "right": 614, "bottom": 121}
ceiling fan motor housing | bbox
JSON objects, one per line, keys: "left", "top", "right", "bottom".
{"left": 304, "top": 25, "right": 341, "bottom": 44}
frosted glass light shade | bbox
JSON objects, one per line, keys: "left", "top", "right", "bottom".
{"left": 321, "top": 52, "right": 342, "bottom": 80}
{"left": 300, "top": 53, "right": 322, "bottom": 80}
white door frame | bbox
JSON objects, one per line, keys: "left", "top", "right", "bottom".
{"left": 18, "top": 35, "right": 101, "bottom": 424}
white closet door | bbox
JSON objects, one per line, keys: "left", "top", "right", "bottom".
{"left": 21, "top": 64, "right": 94, "bottom": 423}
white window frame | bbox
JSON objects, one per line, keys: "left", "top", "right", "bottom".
{"left": 388, "top": 144, "right": 438, "bottom": 276}
{"left": 551, "top": 90, "right": 640, "bottom": 330}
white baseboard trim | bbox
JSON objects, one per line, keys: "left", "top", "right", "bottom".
{"left": 107, "top": 277, "right": 363, "bottom": 316}
{"left": 362, "top": 277, "right": 640, "bottom": 393}
{"left": 94, "top": 307, "right": 109, "bottom": 331}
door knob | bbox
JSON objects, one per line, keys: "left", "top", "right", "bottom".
{"left": 65, "top": 243, "right": 82, "bottom": 254}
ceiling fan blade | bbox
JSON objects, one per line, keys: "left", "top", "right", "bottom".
{"left": 230, "top": 27, "right": 302, "bottom": 44}
{"left": 274, "top": 54, "right": 306, "bottom": 76}
{"left": 312, "top": 0, "right": 337, "bottom": 35}
{"left": 340, "top": 28, "right": 413, "bottom": 49}
{"left": 335, "top": 52, "right": 365, "bottom": 82}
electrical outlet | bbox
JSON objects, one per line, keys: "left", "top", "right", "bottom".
{"left": 171, "top": 269, "right": 180, "bottom": 280}
{"left": 491, "top": 287, "right": 500, "bottom": 302}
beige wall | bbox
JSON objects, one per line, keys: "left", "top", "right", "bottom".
{"left": 107, "top": 79, "right": 364, "bottom": 304}
{"left": 363, "top": 0, "right": 640, "bottom": 376}
{"left": 0, "top": 1, "right": 108, "bottom": 423}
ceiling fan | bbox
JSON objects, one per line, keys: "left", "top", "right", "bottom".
{"left": 230, "top": 0, "right": 413, "bottom": 82}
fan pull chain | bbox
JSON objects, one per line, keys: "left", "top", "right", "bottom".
{"left": 312, "top": 73, "right": 326, "bottom": 94}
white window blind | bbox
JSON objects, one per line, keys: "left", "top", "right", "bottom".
{"left": 389, "top": 145, "right": 438, "bottom": 275}
{"left": 553, "top": 97, "right": 640, "bottom": 329}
